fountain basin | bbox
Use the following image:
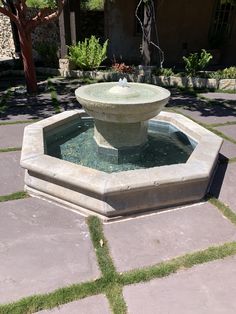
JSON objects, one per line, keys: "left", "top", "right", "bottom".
{"left": 75, "top": 83, "right": 170, "bottom": 123}
{"left": 20, "top": 110, "right": 223, "bottom": 220}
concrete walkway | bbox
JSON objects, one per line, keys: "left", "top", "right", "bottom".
{"left": 0, "top": 78, "right": 236, "bottom": 313}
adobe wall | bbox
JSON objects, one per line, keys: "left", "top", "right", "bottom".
{"left": 105, "top": 0, "right": 235, "bottom": 66}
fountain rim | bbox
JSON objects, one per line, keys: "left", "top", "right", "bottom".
{"left": 20, "top": 110, "right": 223, "bottom": 219}
{"left": 75, "top": 82, "right": 171, "bottom": 106}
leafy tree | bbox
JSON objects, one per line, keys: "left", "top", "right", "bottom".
{"left": 0, "top": 0, "right": 66, "bottom": 93}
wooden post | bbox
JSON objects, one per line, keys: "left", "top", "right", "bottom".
{"left": 59, "top": 0, "right": 80, "bottom": 57}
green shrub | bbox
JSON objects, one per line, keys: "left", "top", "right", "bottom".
{"left": 81, "top": 0, "right": 104, "bottom": 10}
{"left": 26, "top": 0, "right": 57, "bottom": 9}
{"left": 209, "top": 67, "right": 236, "bottom": 79}
{"left": 35, "top": 42, "right": 58, "bottom": 67}
{"left": 68, "top": 36, "right": 108, "bottom": 70}
{"left": 154, "top": 67, "right": 174, "bottom": 77}
{"left": 183, "top": 49, "right": 213, "bottom": 76}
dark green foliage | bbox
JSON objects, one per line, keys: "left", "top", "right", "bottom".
{"left": 68, "top": 36, "right": 108, "bottom": 70}
{"left": 183, "top": 49, "right": 213, "bottom": 76}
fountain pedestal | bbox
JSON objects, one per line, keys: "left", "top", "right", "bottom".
{"left": 94, "top": 120, "right": 148, "bottom": 161}
{"left": 94, "top": 120, "right": 148, "bottom": 148}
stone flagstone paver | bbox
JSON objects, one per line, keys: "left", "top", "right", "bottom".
{"left": 123, "top": 255, "right": 236, "bottom": 314}
{"left": 215, "top": 124, "right": 236, "bottom": 140}
{"left": 0, "top": 123, "right": 29, "bottom": 148}
{"left": 210, "top": 162, "right": 236, "bottom": 214}
{"left": 0, "top": 197, "right": 100, "bottom": 304}
{"left": 103, "top": 202, "right": 236, "bottom": 272}
{"left": 36, "top": 295, "right": 111, "bottom": 314}
{"left": 219, "top": 140, "right": 236, "bottom": 159}
{"left": 200, "top": 92, "right": 236, "bottom": 101}
{"left": 0, "top": 104, "right": 56, "bottom": 122}
{"left": 177, "top": 106, "right": 236, "bottom": 124}
{"left": 0, "top": 151, "right": 24, "bottom": 195}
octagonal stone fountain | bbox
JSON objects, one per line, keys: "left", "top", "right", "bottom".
{"left": 21, "top": 79, "right": 223, "bottom": 220}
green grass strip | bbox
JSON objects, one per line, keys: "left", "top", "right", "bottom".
{"left": 229, "top": 157, "right": 236, "bottom": 163}
{"left": 105, "top": 284, "right": 127, "bottom": 314}
{"left": 0, "top": 280, "right": 102, "bottom": 314}
{"left": 208, "top": 197, "right": 236, "bottom": 225}
{"left": 119, "top": 242, "right": 236, "bottom": 286}
{"left": 209, "top": 121, "right": 236, "bottom": 128}
{"left": 172, "top": 108, "right": 236, "bottom": 144}
{"left": 0, "top": 191, "right": 28, "bottom": 203}
{"left": 206, "top": 126, "right": 236, "bottom": 144}
{"left": 87, "top": 216, "right": 117, "bottom": 278}
{"left": 51, "top": 90, "right": 61, "bottom": 114}
{"left": 87, "top": 216, "right": 127, "bottom": 313}
{"left": 47, "top": 79, "right": 61, "bottom": 114}
{"left": 0, "top": 232, "right": 236, "bottom": 313}
{"left": 0, "top": 147, "right": 21, "bottom": 153}
{"left": 0, "top": 120, "right": 38, "bottom": 126}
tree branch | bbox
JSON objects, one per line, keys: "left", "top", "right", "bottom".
{"left": 0, "top": 5, "right": 18, "bottom": 25}
{"left": 27, "top": 0, "right": 66, "bottom": 31}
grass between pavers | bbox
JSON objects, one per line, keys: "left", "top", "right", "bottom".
{"left": 0, "top": 191, "right": 28, "bottom": 203}
{"left": 0, "top": 89, "right": 13, "bottom": 114}
{"left": 0, "top": 147, "right": 21, "bottom": 153}
{"left": 87, "top": 216, "right": 127, "bottom": 314}
{"left": 1, "top": 216, "right": 236, "bottom": 314}
{"left": 208, "top": 196, "right": 236, "bottom": 226}
{"left": 171, "top": 108, "right": 236, "bottom": 144}
{"left": 0, "top": 120, "right": 39, "bottom": 126}
{"left": 209, "top": 121, "right": 236, "bottom": 128}
{"left": 47, "top": 80, "right": 61, "bottom": 114}
{"left": 229, "top": 157, "right": 236, "bottom": 163}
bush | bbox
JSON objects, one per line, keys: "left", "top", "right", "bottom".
{"left": 112, "top": 62, "right": 134, "bottom": 73}
{"left": 35, "top": 42, "right": 58, "bottom": 67}
{"left": 81, "top": 0, "right": 104, "bottom": 10}
{"left": 209, "top": 67, "right": 236, "bottom": 79}
{"left": 154, "top": 67, "right": 174, "bottom": 77}
{"left": 183, "top": 49, "right": 213, "bottom": 76}
{"left": 68, "top": 36, "right": 108, "bottom": 70}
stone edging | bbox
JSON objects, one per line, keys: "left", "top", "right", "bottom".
{"left": 0, "top": 66, "right": 235, "bottom": 91}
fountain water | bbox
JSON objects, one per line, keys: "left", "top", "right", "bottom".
{"left": 21, "top": 80, "right": 223, "bottom": 219}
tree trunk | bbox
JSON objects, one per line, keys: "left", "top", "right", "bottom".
{"left": 142, "top": 2, "right": 154, "bottom": 66}
{"left": 18, "top": 29, "right": 38, "bottom": 94}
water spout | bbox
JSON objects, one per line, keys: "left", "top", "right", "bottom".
{"left": 118, "top": 78, "right": 128, "bottom": 87}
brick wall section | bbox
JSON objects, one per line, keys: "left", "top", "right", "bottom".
{"left": 0, "top": 14, "right": 15, "bottom": 58}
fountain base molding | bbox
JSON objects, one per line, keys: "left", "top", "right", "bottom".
{"left": 21, "top": 110, "right": 222, "bottom": 220}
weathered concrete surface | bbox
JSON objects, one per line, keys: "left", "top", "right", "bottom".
{"left": 0, "top": 105, "right": 56, "bottom": 122}
{"left": 177, "top": 106, "right": 236, "bottom": 124}
{"left": 103, "top": 202, "right": 236, "bottom": 272}
{"left": 123, "top": 255, "right": 236, "bottom": 314}
{"left": 220, "top": 140, "right": 236, "bottom": 159}
{"left": 210, "top": 163, "right": 236, "bottom": 214}
{"left": 0, "top": 151, "right": 24, "bottom": 195}
{"left": 200, "top": 92, "right": 236, "bottom": 101}
{"left": 216, "top": 124, "right": 236, "bottom": 141}
{"left": 0, "top": 123, "right": 29, "bottom": 148}
{"left": 36, "top": 295, "right": 111, "bottom": 314}
{"left": 0, "top": 198, "right": 100, "bottom": 304}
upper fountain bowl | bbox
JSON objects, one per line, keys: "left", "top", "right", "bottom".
{"left": 75, "top": 82, "right": 170, "bottom": 123}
